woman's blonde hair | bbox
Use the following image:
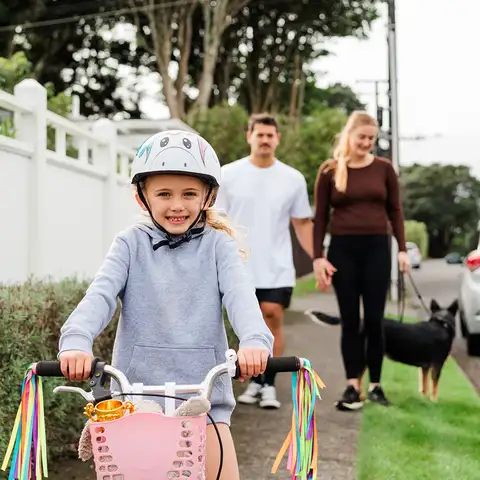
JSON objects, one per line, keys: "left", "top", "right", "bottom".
{"left": 321, "top": 111, "right": 378, "bottom": 193}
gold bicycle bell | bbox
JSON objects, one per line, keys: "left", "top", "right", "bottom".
{"left": 84, "top": 399, "right": 135, "bottom": 422}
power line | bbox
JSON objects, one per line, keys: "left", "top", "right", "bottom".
{"left": 0, "top": 0, "right": 196, "bottom": 33}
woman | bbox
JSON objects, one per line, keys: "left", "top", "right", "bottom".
{"left": 313, "top": 111, "right": 410, "bottom": 411}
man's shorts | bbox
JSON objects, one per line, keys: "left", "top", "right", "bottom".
{"left": 255, "top": 287, "right": 293, "bottom": 309}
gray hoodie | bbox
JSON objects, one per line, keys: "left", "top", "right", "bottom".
{"left": 59, "top": 224, "right": 274, "bottom": 424}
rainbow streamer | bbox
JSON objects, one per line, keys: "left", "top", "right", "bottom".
{"left": 1, "top": 364, "right": 48, "bottom": 479}
{"left": 272, "top": 359, "right": 325, "bottom": 479}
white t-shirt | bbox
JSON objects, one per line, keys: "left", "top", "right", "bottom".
{"left": 216, "top": 157, "right": 312, "bottom": 289}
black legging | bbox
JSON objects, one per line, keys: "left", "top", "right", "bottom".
{"left": 327, "top": 235, "right": 391, "bottom": 383}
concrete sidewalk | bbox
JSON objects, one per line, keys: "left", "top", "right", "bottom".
{"left": 232, "top": 293, "right": 360, "bottom": 480}
{"left": 232, "top": 291, "right": 425, "bottom": 480}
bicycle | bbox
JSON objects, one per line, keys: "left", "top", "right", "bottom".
{"left": 2, "top": 349, "right": 325, "bottom": 480}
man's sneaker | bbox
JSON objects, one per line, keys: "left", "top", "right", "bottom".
{"left": 237, "top": 382, "right": 262, "bottom": 405}
{"left": 335, "top": 385, "right": 364, "bottom": 411}
{"left": 368, "top": 385, "right": 390, "bottom": 406}
{"left": 304, "top": 309, "right": 341, "bottom": 327}
{"left": 259, "top": 385, "right": 281, "bottom": 409}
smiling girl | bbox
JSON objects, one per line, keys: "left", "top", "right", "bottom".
{"left": 57, "top": 130, "right": 273, "bottom": 479}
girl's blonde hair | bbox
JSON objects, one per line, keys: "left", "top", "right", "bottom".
{"left": 135, "top": 182, "right": 247, "bottom": 258}
{"left": 321, "top": 111, "right": 378, "bottom": 193}
{"left": 206, "top": 207, "right": 247, "bottom": 260}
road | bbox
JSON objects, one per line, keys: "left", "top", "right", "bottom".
{"left": 403, "top": 259, "right": 480, "bottom": 392}
{"left": 407, "top": 258, "right": 463, "bottom": 309}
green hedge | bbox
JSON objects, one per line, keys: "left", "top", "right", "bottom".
{"left": 0, "top": 279, "right": 238, "bottom": 464}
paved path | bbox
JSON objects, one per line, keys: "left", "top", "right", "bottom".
{"left": 233, "top": 294, "right": 360, "bottom": 480}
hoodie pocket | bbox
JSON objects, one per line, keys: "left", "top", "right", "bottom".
{"left": 125, "top": 344, "right": 225, "bottom": 405}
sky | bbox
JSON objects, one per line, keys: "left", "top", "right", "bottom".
{"left": 313, "top": 0, "right": 480, "bottom": 177}
{"left": 138, "top": 0, "right": 480, "bottom": 177}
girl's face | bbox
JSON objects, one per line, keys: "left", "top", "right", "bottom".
{"left": 349, "top": 124, "right": 378, "bottom": 159}
{"left": 136, "top": 174, "right": 207, "bottom": 235}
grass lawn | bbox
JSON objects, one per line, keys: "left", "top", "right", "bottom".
{"left": 293, "top": 274, "right": 317, "bottom": 297}
{"left": 357, "top": 316, "right": 480, "bottom": 480}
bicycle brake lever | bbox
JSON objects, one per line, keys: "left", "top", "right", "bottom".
{"left": 53, "top": 386, "right": 95, "bottom": 403}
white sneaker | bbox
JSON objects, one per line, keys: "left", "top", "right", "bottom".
{"left": 259, "top": 385, "right": 281, "bottom": 409}
{"left": 237, "top": 382, "right": 262, "bottom": 405}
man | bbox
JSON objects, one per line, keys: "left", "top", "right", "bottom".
{"left": 216, "top": 113, "right": 314, "bottom": 409}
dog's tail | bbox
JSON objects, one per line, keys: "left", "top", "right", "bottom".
{"left": 304, "top": 309, "right": 341, "bottom": 326}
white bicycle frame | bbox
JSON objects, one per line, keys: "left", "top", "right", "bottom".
{"left": 54, "top": 349, "right": 238, "bottom": 416}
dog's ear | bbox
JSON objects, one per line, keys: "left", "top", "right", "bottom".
{"left": 447, "top": 299, "right": 459, "bottom": 316}
{"left": 430, "top": 299, "right": 441, "bottom": 312}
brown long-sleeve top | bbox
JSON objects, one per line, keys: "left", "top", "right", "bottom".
{"left": 313, "top": 157, "right": 407, "bottom": 259}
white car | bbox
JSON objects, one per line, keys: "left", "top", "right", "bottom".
{"left": 407, "top": 241, "right": 422, "bottom": 269}
{"left": 458, "top": 249, "right": 480, "bottom": 356}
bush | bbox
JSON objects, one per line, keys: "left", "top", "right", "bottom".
{"left": 0, "top": 278, "right": 238, "bottom": 464}
{"left": 190, "top": 103, "right": 250, "bottom": 165}
{"left": 404, "top": 220, "right": 428, "bottom": 258}
{"left": 0, "top": 278, "right": 118, "bottom": 462}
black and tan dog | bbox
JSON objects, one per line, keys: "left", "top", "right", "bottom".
{"left": 305, "top": 299, "right": 458, "bottom": 401}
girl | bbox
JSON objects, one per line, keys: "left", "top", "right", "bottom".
{"left": 312, "top": 111, "right": 410, "bottom": 410}
{"left": 58, "top": 130, "right": 274, "bottom": 479}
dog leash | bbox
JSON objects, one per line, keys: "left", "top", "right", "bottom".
{"left": 398, "top": 272, "right": 430, "bottom": 323}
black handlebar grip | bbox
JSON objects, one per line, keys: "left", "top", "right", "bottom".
{"left": 34, "top": 361, "right": 63, "bottom": 377}
{"left": 234, "top": 356, "right": 301, "bottom": 379}
{"left": 266, "top": 356, "right": 302, "bottom": 373}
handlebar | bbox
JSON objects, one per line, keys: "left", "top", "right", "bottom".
{"left": 33, "top": 350, "right": 303, "bottom": 404}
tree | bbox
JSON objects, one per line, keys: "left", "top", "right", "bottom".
{"left": 126, "top": 0, "right": 198, "bottom": 119}
{"left": 0, "top": 51, "right": 72, "bottom": 145}
{"left": 302, "top": 82, "right": 366, "bottom": 116}
{"left": 190, "top": 0, "right": 252, "bottom": 114}
{"left": 214, "top": 0, "right": 378, "bottom": 115}
{"left": 401, "top": 163, "right": 480, "bottom": 258}
{"left": 277, "top": 108, "right": 347, "bottom": 198}
{"left": 131, "top": 0, "right": 379, "bottom": 118}
{"left": 0, "top": 0, "right": 143, "bottom": 118}
{"left": 0, "top": 0, "right": 379, "bottom": 119}
{"left": 0, "top": 51, "right": 70, "bottom": 111}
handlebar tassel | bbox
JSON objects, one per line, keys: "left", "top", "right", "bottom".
{"left": 1, "top": 364, "right": 48, "bottom": 479}
{"left": 271, "top": 359, "right": 326, "bottom": 479}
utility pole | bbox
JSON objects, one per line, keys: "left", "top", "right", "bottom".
{"left": 356, "top": 79, "right": 387, "bottom": 121}
{"left": 387, "top": 0, "right": 400, "bottom": 301}
{"left": 356, "top": 79, "right": 388, "bottom": 155}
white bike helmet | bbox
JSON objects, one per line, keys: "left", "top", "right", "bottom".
{"left": 131, "top": 130, "right": 221, "bottom": 207}
{"left": 131, "top": 130, "right": 222, "bottom": 249}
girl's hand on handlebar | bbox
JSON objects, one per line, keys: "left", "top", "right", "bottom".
{"left": 236, "top": 347, "right": 269, "bottom": 381}
{"left": 58, "top": 350, "right": 93, "bottom": 382}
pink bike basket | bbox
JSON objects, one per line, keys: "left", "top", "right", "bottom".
{"left": 89, "top": 411, "right": 207, "bottom": 480}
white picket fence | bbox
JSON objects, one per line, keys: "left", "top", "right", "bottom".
{"left": 0, "top": 79, "right": 140, "bottom": 284}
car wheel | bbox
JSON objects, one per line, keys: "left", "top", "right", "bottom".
{"left": 467, "top": 333, "right": 480, "bottom": 357}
